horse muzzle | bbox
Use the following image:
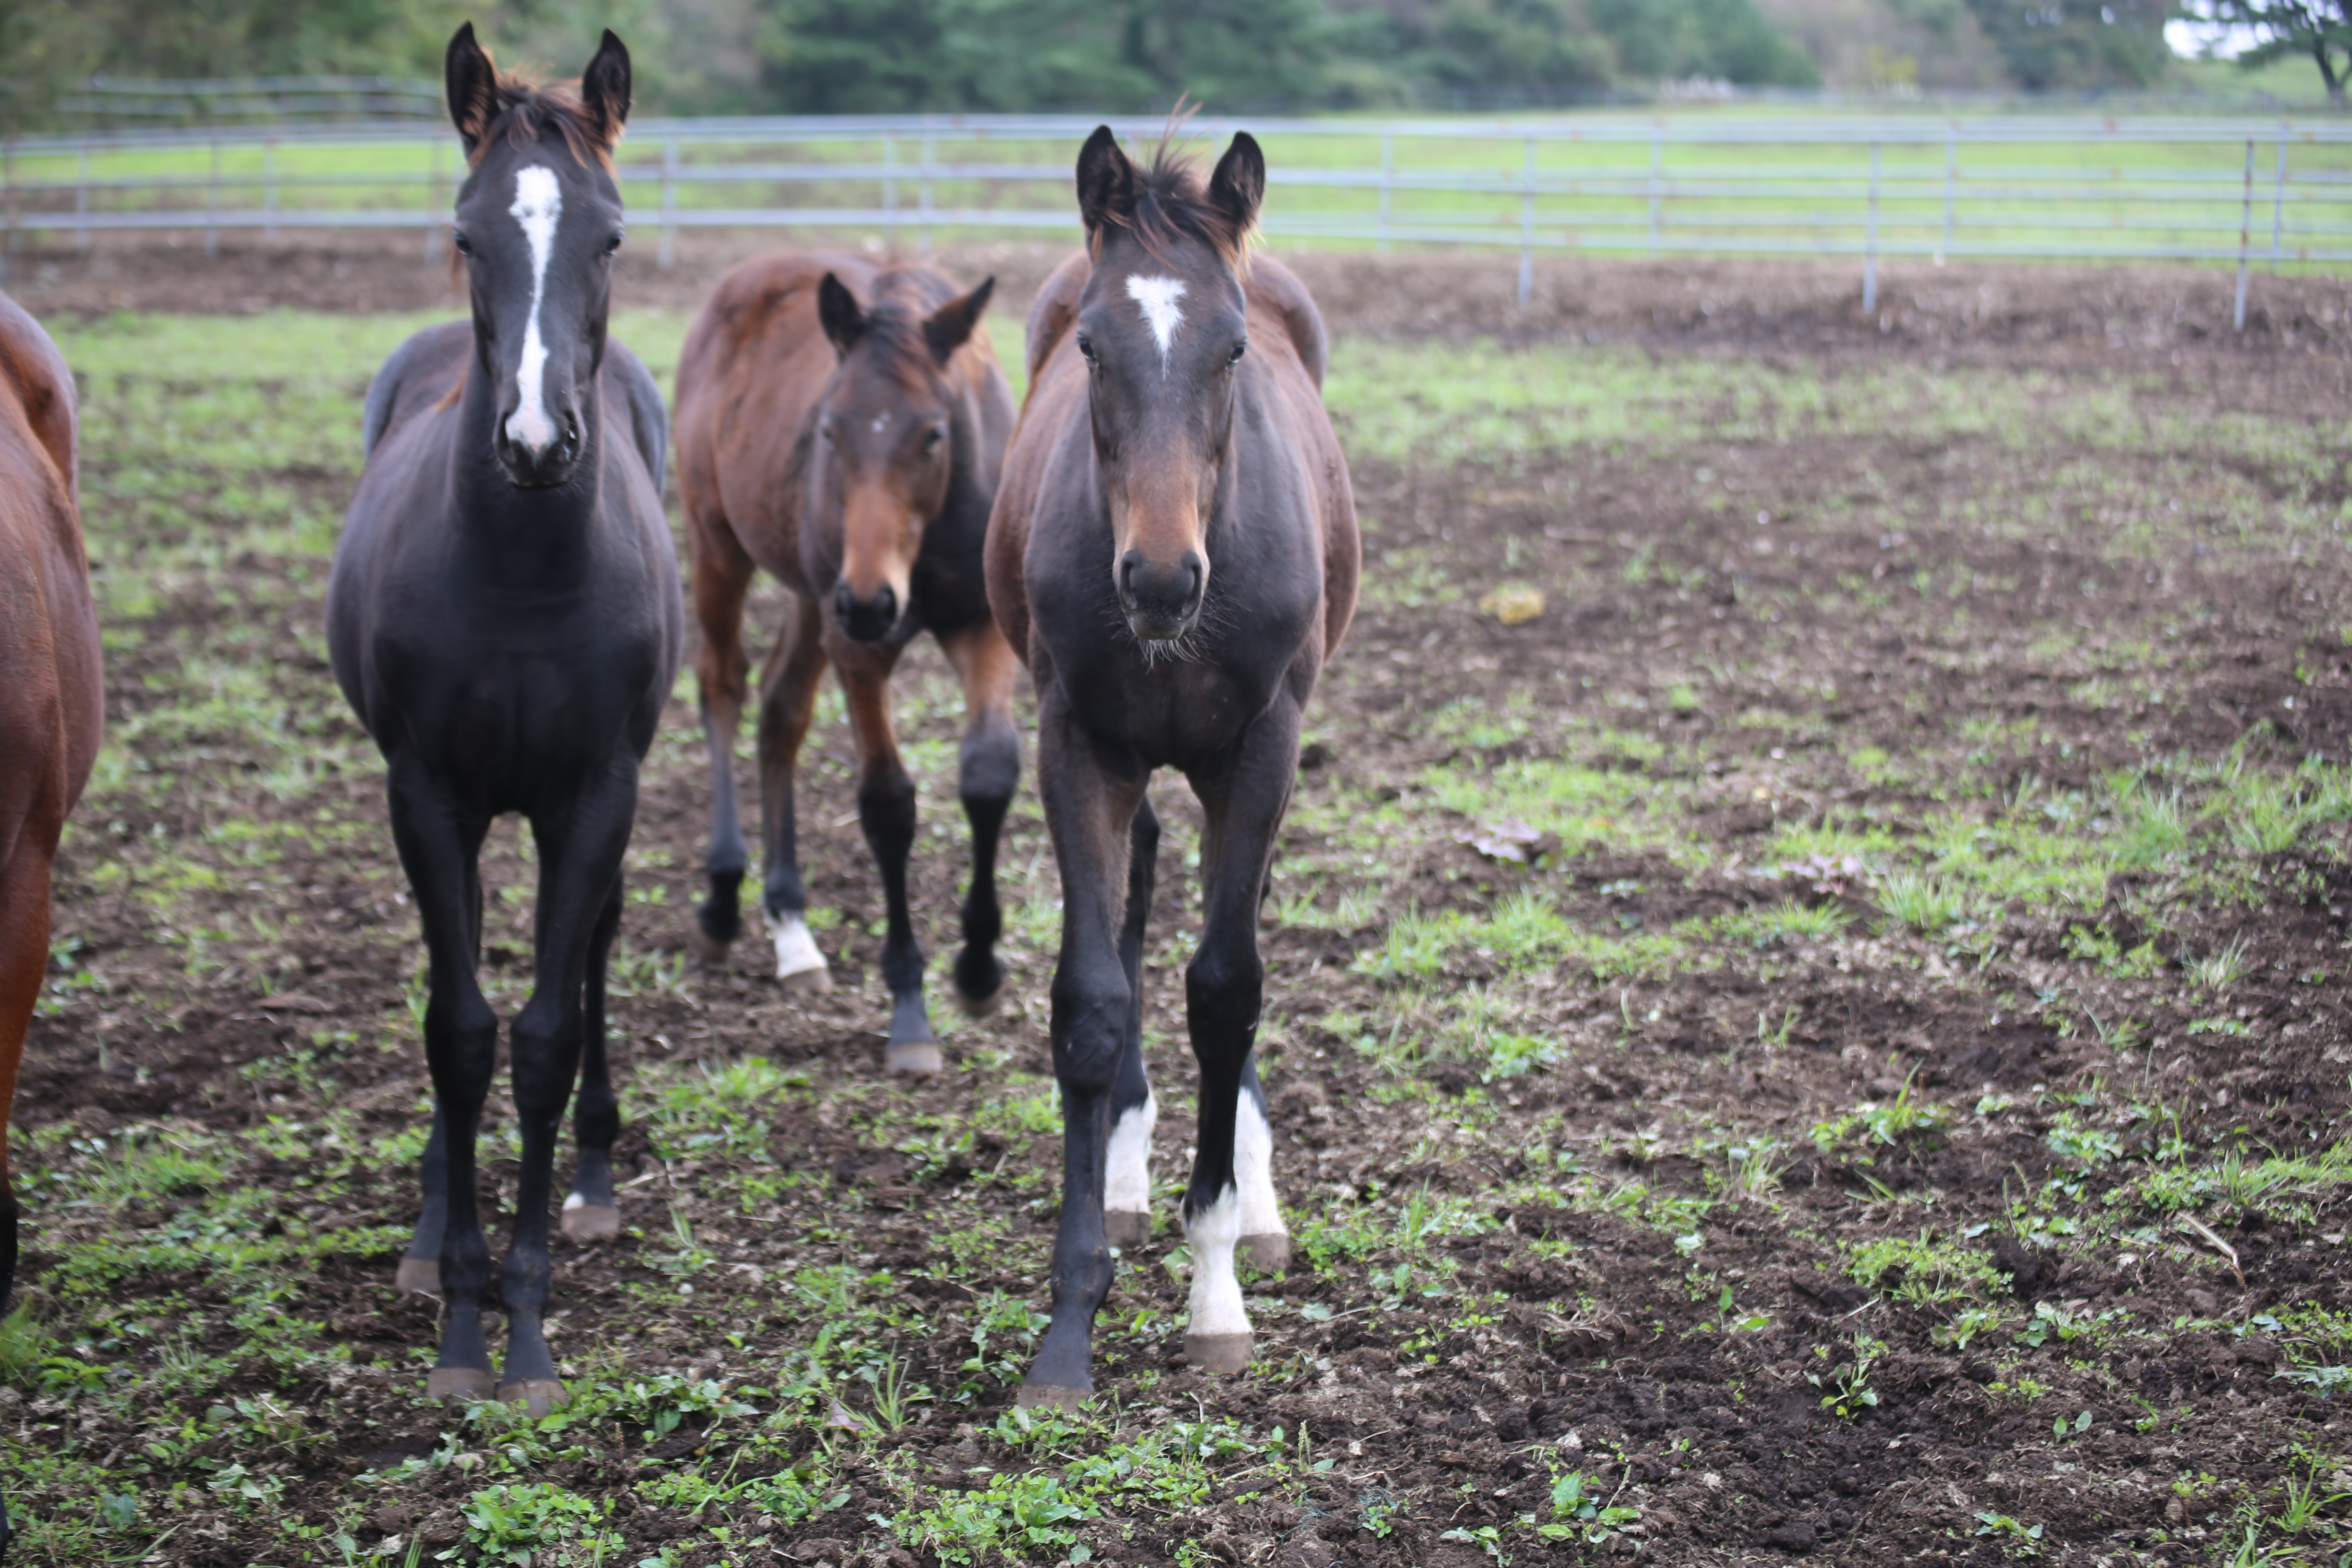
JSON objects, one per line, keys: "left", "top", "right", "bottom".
{"left": 833, "top": 580, "right": 904, "bottom": 644}
{"left": 495, "top": 408, "right": 584, "bottom": 490}
{"left": 1118, "top": 548, "right": 1205, "bottom": 644}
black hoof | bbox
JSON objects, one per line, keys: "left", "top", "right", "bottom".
{"left": 952, "top": 950, "right": 1005, "bottom": 1017}
{"left": 1016, "top": 1379, "right": 1091, "bottom": 1411}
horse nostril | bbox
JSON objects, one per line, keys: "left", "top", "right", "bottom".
{"left": 1118, "top": 551, "right": 1141, "bottom": 601}
{"left": 873, "top": 585, "right": 896, "bottom": 624}
{"left": 833, "top": 582, "right": 855, "bottom": 620}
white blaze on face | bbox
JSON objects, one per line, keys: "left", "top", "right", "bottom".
{"left": 505, "top": 164, "right": 564, "bottom": 454}
{"left": 1105, "top": 1091, "right": 1158, "bottom": 1216}
{"left": 1125, "top": 274, "right": 1187, "bottom": 372}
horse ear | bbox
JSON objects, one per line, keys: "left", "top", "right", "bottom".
{"left": 818, "top": 273, "right": 865, "bottom": 359}
{"left": 1207, "top": 132, "right": 1266, "bottom": 247}
{"left": 580, "top": 29, "right": 631, "bottom": 146}
{"left": 922, "top": 276, "right": 994, "bottom": 366}
{"left": 1075, "top": 126, "right": 1136, "bottom": 243}
{"left": 445, "top": 22, "right": 501, "bottom": 154}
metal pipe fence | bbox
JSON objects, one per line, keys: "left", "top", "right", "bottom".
{"left": 7, "top": 112, "right": 2352, "bottom": 324}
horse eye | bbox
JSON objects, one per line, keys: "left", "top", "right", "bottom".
{"left": 452, "top": 232, "right": 472, "bottom": 258}
{"left": 1228, "top": 341, "right": 1247, "bottom": 365}
{"left": 1076, "top": 334, "right": 1096, "bottom": 365}
{"left": 604, "top": 232, "right": 624, "bottom": 255}
{"left": 818, "top": 421, "right": 835, "bottom": 444}
{"left": 924, "top": 425, "right": 947, "bottom": 452}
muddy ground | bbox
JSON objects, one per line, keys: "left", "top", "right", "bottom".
{"left": 9, "top": 239, "right": 2352, "bottom": 1568}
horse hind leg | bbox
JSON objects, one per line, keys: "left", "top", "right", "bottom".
{"left": 561, "top": 874, "right": 625, "bottom": 1242}
{"left": 1103, "top": 796, "right": 1159, "bottom": 1250}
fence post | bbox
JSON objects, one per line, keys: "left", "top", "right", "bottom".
{"left": 1863, "top": 138, "right": 1881, "bottom": 314}
{"left": 1378, "top": 132, "right": 1393, "bottom": 252}
{"left": 263, "top": 138, "right": 278, "bottom": 245}
{"left": 883, "top": 132, "right": 897, "bottom": 251}
{"left": 75, "top": 138, "right": 90, "bottom": 252}
{"left": 1940, "top": 120, "right": 1956, "bottom": 265}
{"left": 1517, "top": 136, "right": 1536, "bottom": 304}
{"left": 1647, "top": 122, "right": 1662, "bottom": 253}
{"left": 3, "top": 139, "right": 15, "bottom": 281}
{"left": 918, "top": 131, "right": 934, "bottom": 254}
{"left": 659, "top": 135, "right": 679, "bottom": 270}
{"left": 205, "top": 138, "right": 222, "bottom": 258}
{"left": 2271, "top": 125, "right": 2287, "bottom": 267}
{"left": 2235, "top": 137, "right": 2254, "bottom": 332}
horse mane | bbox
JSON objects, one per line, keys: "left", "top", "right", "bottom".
{"left": 1104, "top": 127, "right": 1254, "bottom": 272}
{"left": 468, "top": 72, "right": 615, "bottom": 172}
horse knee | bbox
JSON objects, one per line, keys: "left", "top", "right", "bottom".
{"left": 1185, "top": 942, "right": 1264, "bottom": 1037}
{"left": 858, "top": 771, "right": 917, "bottom": 853}
{"left": 1049, "top": 967, "right": 1132, "bottom": 1092}
{"left": 958, "top": 718, "right": 1020, "bottom": 812}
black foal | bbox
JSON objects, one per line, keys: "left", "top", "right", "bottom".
{"left": 984, "top": 129, "right": 1360, "bottom": 1404}
{"left": 327, "top": 25, "right": 682, "bottom": 1413}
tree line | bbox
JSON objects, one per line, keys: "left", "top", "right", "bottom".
{"left": 0, "top": 0, "right": 2185, "bottom": 128}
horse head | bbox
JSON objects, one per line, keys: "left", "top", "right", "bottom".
{"left": 445, "top": 23, "right": 632, "bottom": 490}
{"left": 1070, "top": 126, "right": 1264, "bottom": 646}
{"left": 808, "top": 272, "right": 996, "bottom": 643}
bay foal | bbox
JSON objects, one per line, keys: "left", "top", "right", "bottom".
{"left": 674, "top": 256, "right": 1018, "bottom": 1074}
{"left": 328, "top": 26, "right": 682, "bottom": 1412}
{"left": 985, "top": 130, "right": 1359, "bottom": 1404}
{"left": 0, "top": 292, "right": 101, "bottom": 1555}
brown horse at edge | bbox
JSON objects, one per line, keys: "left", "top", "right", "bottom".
{"left": 673, "top": 254, "right": 1019, "bottom": 1073}
{"left": 0, "top": 289, "right": 102, "bottom": 1556}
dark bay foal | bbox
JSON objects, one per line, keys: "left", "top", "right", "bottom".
{"left": 984, "top": 129, "right": 1359, "bottom": 1404}
{"left": 327, "top": 25, "right": 682, "bottom": 1413}
{"left": 673, "top": 255, "right": 1018, "bottom": 1074}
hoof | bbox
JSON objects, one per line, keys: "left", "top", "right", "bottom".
{"left": 780, "top": 962, "right": 834, "bottom": 995}
{"left": 683, "top": 920, "right": 732, "bottom": 969}
{"left": 1185, "top": 1332, "right": 1254, "bottom": 1376}
{"left": 1240, "top": 1232, "right": 1292, "bottom": 1275}
{"left": 953, "top": 980, "right": 1005, "bottom": 1019}
{"left": 884, "top": 1040, "right": 944, "bottom": 1076}
{"left": 394, "top": 1256, "right": 441, "bottom": 1296}
{"left": 1016, "top": 1380, "right": 1091, "bottom": 1411}
{"left": 426, "top": 1365, "right": 495, "bottom": 1403}
{"left": 561, "top": 1203, "right": 621, "bottom": 1241}
{"left": 496, "top": 1378, "right": 570, "bottom": 1419}
{"left": 1105, "top": 1209, "right": 1150, "bottom": 1249}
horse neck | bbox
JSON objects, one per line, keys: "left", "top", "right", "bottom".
{"left": 449, "top": 358, "right": 607, "bottom": 582}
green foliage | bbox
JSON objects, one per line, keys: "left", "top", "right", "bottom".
{"left": 1844, "top": 1229, "right": 2007, "bottom": 1306}
{"left": 463, "top": 1483, "right": 619, "bottom": 1566}
{"left": 1532, "top": 1470, "right": 1642, "bottom": 1545}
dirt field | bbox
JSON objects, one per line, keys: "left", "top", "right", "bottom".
{"left": 7, "top": 238, "right": 2352, "bottom": 1568}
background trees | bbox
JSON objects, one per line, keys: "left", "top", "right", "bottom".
{"left": 0, "top": 0, "right": 2203, "bottom": 128}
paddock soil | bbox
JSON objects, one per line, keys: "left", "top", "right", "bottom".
{"left": 9, "top": 242, "right": 2352, "bottom": 1567}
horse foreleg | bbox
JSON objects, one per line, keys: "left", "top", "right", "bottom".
{"left": 501, "top": 780, "right": 637, "bottom": 1417}
{"left": 1020, "top": 697, "right": 1149, "bottom": 1408}
{"left": 1180, "top": 701, "right": 1303, "bottom": 1376}
{"left": 688, "top": 511, "right": 757, "bottom": 964}
{"left": 835, "top": 638, "right": 936, "bottom": 1074}
{"left": 385, "top": 766, "right": 499, "bottom": 1401}
{"left": 757, "top": 593, "right": 832, "bottom": 992}
{"left": 561, "top": 874, "right": 625, "bottom": 1241}
{"left": 938, "top": 621, "right": 1021, "bottom": 1017}
{"left": 1103, "top": 796, "right": 1159, "bottom": 1250}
